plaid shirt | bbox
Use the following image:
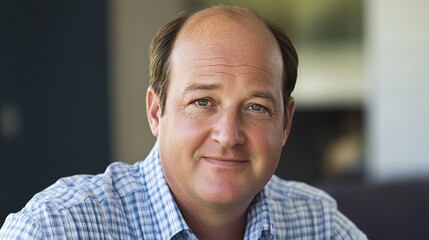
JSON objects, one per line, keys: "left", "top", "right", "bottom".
{"left": 0, "top": 142, "right": 366, "bottom": 239}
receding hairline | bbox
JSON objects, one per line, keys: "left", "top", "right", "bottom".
{"left": 190, "top": 5, "right": 255, "bottom": 22}
{"left": 172, "top": 5, "right": 284, "bottom": 90}
{"left": 179, "top": 5, "right": 271, "bottom": 38}
{"left": 173, "top": 5, "right": 282, "bottom": 68}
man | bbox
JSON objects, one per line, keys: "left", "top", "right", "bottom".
{"left": 0, "top": 6, "right": 366, "bottom": 239}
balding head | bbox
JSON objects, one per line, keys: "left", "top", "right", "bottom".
{"left": 149, "top": 5, "right": 298, "bottom": 118}
{"left": 175, "top": 6, "right": 279, "bottom": 63}
{"left": 190, "top": 5, "right": 252, "bottom": 21}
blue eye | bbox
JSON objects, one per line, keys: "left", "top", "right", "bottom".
{"left": 195, "top": 99, "right": 210, "bottom": 106}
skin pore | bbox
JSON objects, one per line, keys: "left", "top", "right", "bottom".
{"left": 146, "top": 6, "right": 295, "bottom": 240}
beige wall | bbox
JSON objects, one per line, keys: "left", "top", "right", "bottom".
{"left": 109, "top": 0, "right": 184, "bottom": 163}
{"left": 366, "top": 0, "right": 429, "bottom": 180}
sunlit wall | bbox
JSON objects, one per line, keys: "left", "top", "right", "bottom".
{"left": 366, "top": 0, "right": 429, "bottom": 181}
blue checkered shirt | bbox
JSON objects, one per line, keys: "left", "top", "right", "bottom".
{"left": 0, "top": 143, "right": 366, "bottom": 239}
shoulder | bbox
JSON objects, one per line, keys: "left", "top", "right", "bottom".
{"left": 28, "top": 161, "right": 143, "bottom": 210}
{"left": 265, "top": 175, "right": 336, "bottom": 206}
{"left": 264, "top": 175, "right": 338, "bottom": 228}
{"left": 264, "top": 176, "right": 367, "bottom": 239}
{"left": 0, "top": 161, "right": 146, "bottom": 239}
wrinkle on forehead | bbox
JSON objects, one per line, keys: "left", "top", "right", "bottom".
{"left": 190, "top": 62, "right": 276, "bottom": 81}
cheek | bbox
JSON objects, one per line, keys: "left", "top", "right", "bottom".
{"left": 158, "top": 113, "right": 213, "bottom": 186}
{"left": 159, "top": 111, "right": 212, "bottom": 157}
{"left": 175, "top": 113, "right": 212, "bottom": 141}
{"left": 248, "top": 123, "right": 284, "bottom": 172}
{"left": 250, "top": 118, "right": 284, "bottom": 147}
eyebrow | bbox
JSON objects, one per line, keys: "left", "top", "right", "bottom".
{"left": 250, "top": 91, "right": 277, "bottom": 106}
{"left": 183, "top": 83, "right": 223, "bottom": 93}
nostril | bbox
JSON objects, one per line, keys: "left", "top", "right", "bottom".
{"left": 212, "top": 115, "right": 245, "bottom": 147}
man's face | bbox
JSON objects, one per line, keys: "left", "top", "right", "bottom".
{"left": 147, "top": 15, "right": 294, "bottom": 209}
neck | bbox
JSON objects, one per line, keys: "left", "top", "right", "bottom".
{"left": 180, "top": 202, "right": 248, "bottom": 240}
{"left": 163, "top": 172, "right": 255, "bottom": 239}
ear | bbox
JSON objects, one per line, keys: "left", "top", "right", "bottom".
{"left": 146, "top": 87, "right": 161, "bottom": 137}
{"left": 282, "top": 96, "right": 295, "bottom": 146}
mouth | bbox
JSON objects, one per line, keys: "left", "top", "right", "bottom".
{"left": 202, "top": 157, "right": 249, "bottom": 167}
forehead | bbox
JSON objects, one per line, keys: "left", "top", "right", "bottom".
{"left": 170, "top": 10, "right": 283, "bottom": 87}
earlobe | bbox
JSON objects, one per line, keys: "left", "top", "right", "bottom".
{"left": 282, "top": 97, "right": 295, "bottom": 145}
{"left": 146, "top": 87, "right": 161, "bottom": 137}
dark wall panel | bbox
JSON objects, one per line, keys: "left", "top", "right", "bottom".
{"left": 0, "top": 0, "right": 110, "bottom": 225}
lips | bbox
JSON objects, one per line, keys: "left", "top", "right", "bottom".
{"left": 202, "top": 156, "right": 249, "bottom": 166}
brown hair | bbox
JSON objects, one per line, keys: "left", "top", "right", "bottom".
{"left": 149, "top": 7, "right": 298, "bottom": 117}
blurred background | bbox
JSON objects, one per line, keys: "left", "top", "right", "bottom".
{"left": 1, "top": 0, "right": 428, "bottom": 238}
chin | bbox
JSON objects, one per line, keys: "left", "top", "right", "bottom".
{"left": 197, "top": 180, "right": 258, "bottom": 206}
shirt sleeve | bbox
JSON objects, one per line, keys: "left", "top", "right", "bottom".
{"left": 0, "top": 213, "right": 44, "bottom": 240}
{"left": 331, "top": 210, "right": 367, "bottom": 240}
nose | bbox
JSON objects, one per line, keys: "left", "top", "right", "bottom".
{"left": 211, "top": 108, "right": 245, "bottom": 148}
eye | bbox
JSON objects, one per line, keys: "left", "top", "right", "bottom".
{"left": 195, "top": 99, "right": 212, "bottom": 107}
{"left": 249, "top": 104, "right": 266, "bottom": 112}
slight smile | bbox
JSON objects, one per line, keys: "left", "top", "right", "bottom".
{"left": 203, "top": 157, "right": 249, "bottom": 167}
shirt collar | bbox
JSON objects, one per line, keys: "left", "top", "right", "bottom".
{"left": 245, "top": 189, "right": 275, "bottom": 240}
{"left": 140, "top": 142, "right": 191, "bottom": 239}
